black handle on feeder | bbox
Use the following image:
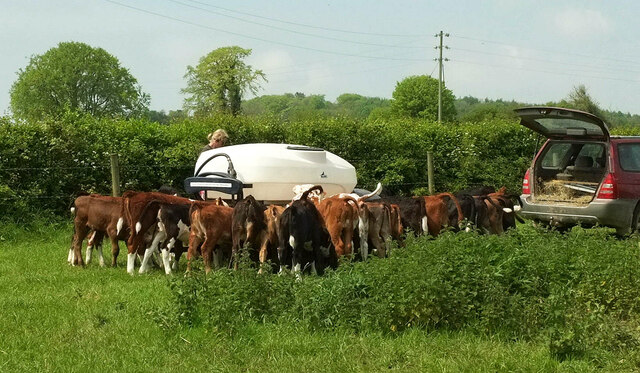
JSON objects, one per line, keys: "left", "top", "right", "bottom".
{"left": 195, "top": 153, "right": 237, "bottom": 179}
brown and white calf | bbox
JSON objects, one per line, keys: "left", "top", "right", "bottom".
{"left": 488, "top": 187, "right": 523, "bottom": 232}
{"left": 335, "top": 183, "right": 383, "bottom": 261}
{"left": 70, "top": 194, "right": 129, "bottom": 267}
{"left": 423, "top": 193, "right": 464, "bottom": 237}
{"left": 155, "top": 197, "right": 228, "bottom": 274}
{"left": 121, "top": 191, "right": 193, "bottom": 274}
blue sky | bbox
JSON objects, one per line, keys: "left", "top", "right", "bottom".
{"left": 2, "top": 0, "right": 639, "bottom": 115}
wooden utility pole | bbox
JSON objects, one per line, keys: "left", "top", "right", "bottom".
{"left": 435, "top": 31, "right": 449, "bottom": 124}
{"left": 427, "top": 151, "right": 434, "bottom": 194}
{"left": 110, "top": 153, "right": 121, "bottom": 197}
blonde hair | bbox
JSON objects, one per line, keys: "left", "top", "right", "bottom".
{"left": 207, "top": 129, "right": 229, "bottom": 145}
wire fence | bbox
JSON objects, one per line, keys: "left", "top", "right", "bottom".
{"left": 0, "top": 156, "right": 432, "bottom": 172}
{"left": 0, "top": 157, "right": 435, "bottom": 201}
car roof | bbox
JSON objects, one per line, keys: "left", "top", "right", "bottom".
{"left": 610, "top": 136, "right": 640, "bottom": 141}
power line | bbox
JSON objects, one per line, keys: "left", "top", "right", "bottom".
{"left": 103, "top": 0, "right": 429, "bottom": 62}
{"left": 449, "top": 58, "right": 640, "bottom": 83}
{"left": 262, "top": 37, "right": 427, "bottom": 74}
{"left": 429, "top": 61, "right": 438, "bottom": 77}
{"left": 267, "top": 60, "right": 423, "bottom": 86}
{"left": 181, "top": 0, "right": 430, "bottom": 37}
{"left": 167, "top": 0, "right": 430, "bottom": 49}
{"left": 265, "top": 49, "right": 424, "bottom": 77}
{"left": 450, "top": 34, "right": 640, "bottom": 66}
{"left": 450, "top": 47, "right": 640, "bottom": 76}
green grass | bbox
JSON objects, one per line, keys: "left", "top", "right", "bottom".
{"left": 0, "top": 221, "right": 638, "bottom": 372}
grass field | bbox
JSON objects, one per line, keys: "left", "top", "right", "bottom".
{"left": 1, "top": 221, "right": 638, "bottom": 372}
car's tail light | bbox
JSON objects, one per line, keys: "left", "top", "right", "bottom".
{"left": 596, "top": 173, "right": 617, "bottom": 199}
{"left": 522, "top": 169, "right": 531, "bottom": 195}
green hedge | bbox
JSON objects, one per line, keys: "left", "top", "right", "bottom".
{"left": 4, "top": 113, "right": 636, "bottom": 219}
{"left": 159, "top": 226, "right": 640, "bottom": 361}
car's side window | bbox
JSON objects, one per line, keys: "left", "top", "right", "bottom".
{"left": 618, "top": 143, "right": 640, "bottom": 172}
{"left": 540, "top": 143, "right": 571, "bottom": 169}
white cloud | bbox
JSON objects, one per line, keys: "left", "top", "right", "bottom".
{"left": 303, "top": 64, "right": 335, "bottom": 96}
{"left": 554, "top": 9, "right": 611, "bottom": 39}
{"left": 253, "top": 49, "right": 295, "bottom": 73}
{"left": 503, "top": 45, "right": 526, "bottom": 69}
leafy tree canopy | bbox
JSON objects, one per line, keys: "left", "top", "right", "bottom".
{"left": 146, "top": 109, "right": 187, "bottom": 125}
{"left": 182, "top": 46, "right": 266, "bottom": 117}
{"left": 335, "top": 93, "right": 390, "bottom": 119}
{"left": 456, "top": 98, "right": 520, "bottom": 123}
{"left": 391, "top": 75, "right": 456, "bottom": 121}
{"left": 555, "top": 84, "right": 604, "bottom": 118}
{"left": 243, "top": 92, "right": 390, "bottom": 120}
{"left": 10, "top": 41, "right": 149, "bottom": 122}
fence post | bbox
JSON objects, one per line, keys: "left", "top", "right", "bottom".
{"left": 427, "top": 151, "right": 434, "bottom": 194}
{"left": 110, "top": 153, "right": 121, "bottom": 197}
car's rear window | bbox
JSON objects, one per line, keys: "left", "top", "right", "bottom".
{"left": 536, "top": 118, "right": 605, "bottom": 137}
{"left": 617, "top": 143, "right": 640, "bottom": 172}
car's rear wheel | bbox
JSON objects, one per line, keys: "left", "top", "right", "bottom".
{"left": 621, "top": 202, "right": 640, "bottom": 237}
{"left": 532, "top": 220, "right": 551, "bottom": 230}
{"left": 632, "top": 203, "right": 640, "bottom": 233}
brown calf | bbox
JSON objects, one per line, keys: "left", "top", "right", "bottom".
{"left": 258, "top": 204, "right": 285, "bottom": 273}
{"left": 389, "top": 203, "right": 404, "bottom": 244}
{"left": 364, "top": 201, "right": 392, "bottom": 258}
{"left": 231, "top": 195, "right": 267, "bottom": 270}
{"left": 187, "top": 203, "right": 234, "bottom": 273}
{"left": 316, "top": 195, "right": 359, "bottom": 258}
{"left": 478, "top": 196, "right": 505, "bottom": 235}
{"left": 423, "top": 195, "right": 450, "bottom": 237}
{"left": 70, "top": 194, "right": 128, "bottom": 267}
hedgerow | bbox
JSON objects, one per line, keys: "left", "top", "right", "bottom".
{"left": 159, "top": 226, "right": 640, "bottom": 362}
{"left": 2, "top": 113, "right": 639, "bottom": 219}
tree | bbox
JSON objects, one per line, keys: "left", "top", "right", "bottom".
{"left": 456, "top": 98, "right": 521, "bottom": 122}
{"left": 182, "top": 46, "right": 266, "bottom": 116}
{"left": 10, "top": 42, "right": 149, "bottom": 121}
{"left": 333, "top": 93, "right": 390, "bottom": 118}
{"left": 561, "top": 84, "right": 604, "bottom": 117}
{"left": 242, "top": 93, "right": 333, "bottom": 120}
{"left": 391, "top": 75, "right": 456, "bottom": 121}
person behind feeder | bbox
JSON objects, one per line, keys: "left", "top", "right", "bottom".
{"left": 198, "top": 129, "right": 230, "bottom": 200}
{"left": 201, "top": 129, "right": 229, "bottom": 153}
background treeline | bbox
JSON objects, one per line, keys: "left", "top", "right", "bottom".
{"left": 147, "top": 93, "right": 640, "bottom": 127}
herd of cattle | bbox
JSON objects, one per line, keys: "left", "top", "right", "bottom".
{"left": 68, "top": 184, "right": 522, "bottom": 275}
